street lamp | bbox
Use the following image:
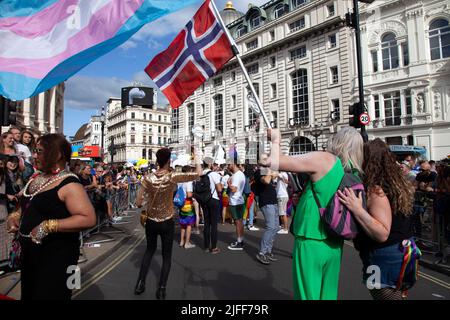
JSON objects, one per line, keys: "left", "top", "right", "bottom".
{"left": 309, "top": 120, "right": 323, "bottom": 151}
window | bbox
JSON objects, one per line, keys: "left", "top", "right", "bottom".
{"left": 429, "top": 19, "right": 450, "bottom": 60}
{"left": 382, "top": 33, "right": 399, "bottom": 70}
{"left": 163, "top": 137, "right": 167, "bottom": 145}
{"left": 331, "top": 99, "right": 340, "bottom": 119}
{"left": 143, "top": 124, "right": 147, "bottom": 132}
{"left": 201, "top": 83, "right": 205, "bottom": 92}
{"left": 131, "top": 112, "right": 135, "bottom": 119}
{"left": 171, "top": 108, "right": 179, "bottom": 139}
{"left": 232, "top": 119, "right": 236, "bottom": 131}
{"left": 164, "top": 127, "right": 167, "bottom": 134}
{"left": 289, "top": 17, "right": 305, "bottom": 32}
{"left": 164, "top": 116, "right": 167, "bottom": 122}
{"left": 143, "top": 113, "right": 147, "bottom": 120}
{"left": 237, "top": 25, "right": 247, "bottom": 38}
{"left": 271, "top": 83, "right": 277, "bottom": 99}
{"left": 402, "top": 43, "right": 409, "bottom": 66}
{"left": 158, "top": 126, "right": 161, "bottom": 133}
{"left": 374, "top": 95, "right": 380, "bottom": 118}
{"left": 384, "top": 91, "right": 401, "bottom": 126}
{"left": 271, "top": 111, "right": 278, "bottom": 128}
{"left": 329, "top": 34, "right": 337, "bottom": 48}
{"left": 131, "top": 123, "right": 135, "bottom": 131}
{"left": 250, "top": 14, "right": 261, "bottom": 29}
{"left": 187, "top": 103, "right": 194, "bottom": 132}
{"left": 270, "top": 30, "right": 275, "bottom": 42}
{"left": 158, "top": 137, "right": 161, "bottom": 145}
{"left": 232, "top": 95, "right": 236, "bottom": 109}
{"left": 290, "top": 46, "right": 307, "bottom": 60}
{"left": 274, "top": 4, "right": 285, "bottom": 19}
{"left": 247, "top": 84, "right": 259, "bottom": 126}
{"left": 371, "top": 50, "right": 378, "bottom": 72}
{"left": 330, "top": 66, "right": 339, "bottom": 84}
{"left": 143, "top": 136, "right": 146, "bottom": 144}
{"left": 246, "top": 39, "right": 258, "bottom": 50}
{"left": 214, "top": 95, "right": 223, "bottom": 133}
{"left": 405, "top": 89, "right": 412, "bottom": 125}
{"left": 201, "top": 103, "right": 205, "bottom": 115}
{"left": 289, "top": 137, "right": 315, "bottom": 155}
{"left": 270, "top": 56, "right": 276, "bottom": 68}
{"left": 327, "top": 4, "right": 335, "bottom": 17}
{"left": 131, "top": 135, "right": 135, "bottom": 144}
{"left": 292, "top": 0, "right": 308, "bottom": 9}
{"left": 149, "top": 114, "right": 152, "bottom": 121}
{"left": 149, "top": 125, "right": 152, "bottom": 133}
{"left": 231, "top": 71, "right": 236, "bottom": 81}
{"left": 158, "top": 115, "right": 161, "bottom": 122}
{"left": 95, "top": 124, "right": 99, "bottom": 131}
{"left": 247, "top": 63, "right": 259, "bottom": 75}
{"left": 213, "top": 77, "right": 223, "bottom": 87}
{"left": 292, "top": 69, "right": 309, "bottom": 125}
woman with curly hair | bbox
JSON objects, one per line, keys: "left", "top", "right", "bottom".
{"left": 338, "top": 138, "right": 419, "bottom": 300}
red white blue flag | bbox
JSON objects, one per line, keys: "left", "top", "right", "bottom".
{"left": 145, "top": 0, "right": 235, "bottom": 108}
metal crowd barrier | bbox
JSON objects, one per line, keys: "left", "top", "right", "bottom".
{"left": 413, "top": 190, "right": 450, "bottom": 268}
{"left": 0, "top": 220, "right": 13, "bottom": 269}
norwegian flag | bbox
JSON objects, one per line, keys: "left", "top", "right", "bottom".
{"left": 145, "top": 0, "right": 235, "bottom": 108}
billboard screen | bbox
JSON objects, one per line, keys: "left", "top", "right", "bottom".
{"left": 121, "top": 86, "right": 154, "bottom": 108}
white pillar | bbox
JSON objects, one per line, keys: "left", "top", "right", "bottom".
{"left": 400, "top": 90, "right": 407, "bottom": 125}
{"left": 379, "top": 93, "right": 386, "bottom": 127}
{"left": 37, "top": 92, "right": 45, "bottom": 133}
{"left": 22, "top": 99, "right": 31, "bottom": 128}
{"left": 49, "top": 87, "right": 56, "bottom": 133}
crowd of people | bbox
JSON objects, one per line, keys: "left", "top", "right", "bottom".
{"left": 1, "top": 125, "right": 449, "bottom": 301}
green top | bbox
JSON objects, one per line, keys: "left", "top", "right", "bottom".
{"left": 292, "top": 157, "right": 344, "bottom": 240}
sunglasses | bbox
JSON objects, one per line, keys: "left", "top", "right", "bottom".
{"left": 32, "top": 148, "right": 44, "bottom": 155}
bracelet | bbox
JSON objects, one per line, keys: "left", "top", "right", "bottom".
{"left": 45, "top": 219, "right": 59, "bottom": 233}
{"left": 31, "top": 222, "right": 48, "bottom": 244}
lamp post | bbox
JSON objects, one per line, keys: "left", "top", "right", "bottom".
{"left": 309, "top": 120, "right": 323, "bottom": 151}
{"left": 100, "top": 106, "right": 105, "bottom": 161}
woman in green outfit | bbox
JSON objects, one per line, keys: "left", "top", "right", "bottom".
{"left": 261, "top": 127, "right": 363, "bottom": 300}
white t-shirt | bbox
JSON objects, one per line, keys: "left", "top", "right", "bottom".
{"left": 221, "top": 174, "right": 230, "bottom": 188}
{"left": 229, "top": 170, "right": 246, "bottom": 206}
{"left": 178, "top": 181, "right": 193, "bottom": 195}
{"left": 276, "top": 172, "right": 289, "bottom": 198}
{"left": 203, "top": 169, "right": 222, "bottom": 200}
{"left": 16, "top": 143, "right": 32, "bottom": 164}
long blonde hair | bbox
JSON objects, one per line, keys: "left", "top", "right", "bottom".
{"left": 326, "top": 127, "right": 364, "bottom": 173}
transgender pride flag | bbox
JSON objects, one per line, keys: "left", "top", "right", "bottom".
{"left": 0, "top": 0, "right": 199, "bottom": 101}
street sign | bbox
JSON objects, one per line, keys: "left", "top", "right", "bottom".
{"left": 359, "top": 112, "right": 370, "bottom": 126}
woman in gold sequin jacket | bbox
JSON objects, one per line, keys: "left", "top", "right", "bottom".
{"left": 134, "top": 147, "right": 202, "bottom": 299}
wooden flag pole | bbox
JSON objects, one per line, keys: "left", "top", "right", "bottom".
{"left": 210, "top": 0, "right": 272, "bottom": 129}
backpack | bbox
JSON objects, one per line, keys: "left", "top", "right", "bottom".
{"left": 193, "top": 172, "right": 213, "bottom": 206}
{"left": 311, "top": 171, "right": 366, "bottom": 240}
{"left": 173, "top": 185, "right": 186, "bottom": 208}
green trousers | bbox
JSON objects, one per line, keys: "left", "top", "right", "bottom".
{"left": 292, "top": 236, "right": 343, "bottom": 300}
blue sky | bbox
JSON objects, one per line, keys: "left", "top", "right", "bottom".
{"left": 63, "top": 0, "right": 267, "bottom": 138}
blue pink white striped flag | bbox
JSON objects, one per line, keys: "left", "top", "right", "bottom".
{"left": 0, "top": 0, "right": 199, "bottom": 101}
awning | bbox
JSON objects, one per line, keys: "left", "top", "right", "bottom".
{"left": 389, "top": 145, "right": 427, "bottom": 155}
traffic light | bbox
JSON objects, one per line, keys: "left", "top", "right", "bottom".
{"left": 348, "top": 102, "right": 362, "bottom": 128}
{"left": 0, "top": 97, "right": 18, "bottom": 126}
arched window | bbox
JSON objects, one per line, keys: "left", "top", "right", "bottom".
{"left": 214, "top": 95, "right": 223, "bottom": 134}
{"left": 289, "top": 137, "right": 315, "bottom": 155}
{"left": 429, "top": 19, "right": 450, "bottom": 60}
{"left": 381, "top": 33, "right": 399, "bottom": 70}
{"left": 187, "top": 103, "right": 194, "bottom": 133}
{"left": 274, "top": 4, "right": 285, "bottom": 19}
{"left": 236, "top": 25, "right": 247, "bottom": 38}
{"left": 292, "top": 0, "right": 307, "bottom": 9}
{"left": 291, "top": 69, "right": 309, "bottom": 125}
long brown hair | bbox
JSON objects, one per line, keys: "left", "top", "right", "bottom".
{"left": 363, "top": 139, "right": 414, "bottom": 215}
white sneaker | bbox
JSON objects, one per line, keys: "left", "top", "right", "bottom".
{"left": 277, "top": 229, "right": 289, "bottom": 234}
{"left": 248, "top": 226, "right": 259, "bottom": 231}
{"left": 112, "top": 216, "right": 123, "bottom": 222}
{"left": 184, "top": 243, "right": 196, "bottom": 249}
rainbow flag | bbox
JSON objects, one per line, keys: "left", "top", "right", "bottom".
{"left": 0, "top": 0, "right": 199, "bottom": 100}
{"left": 242, "top": 192, "right": 254, "bottom": 220}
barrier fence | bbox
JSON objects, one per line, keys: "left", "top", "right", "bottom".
{"left": 0, "top": 182, "right": 141, "bottom": 269}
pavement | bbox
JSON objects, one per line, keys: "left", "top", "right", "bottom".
{"left": 1, "top": 206, "right": 449, "bottom": 299}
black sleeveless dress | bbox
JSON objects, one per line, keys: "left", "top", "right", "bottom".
{"left": 19, "top": 176, "right": 81, "bottom": 300}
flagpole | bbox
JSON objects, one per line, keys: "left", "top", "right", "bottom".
{"left": 210, "top": 0, "right": 272, "bottom": 129}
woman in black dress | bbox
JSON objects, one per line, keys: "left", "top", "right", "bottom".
{"left": 7, "top": 134, "right": 96, "bottom": 300}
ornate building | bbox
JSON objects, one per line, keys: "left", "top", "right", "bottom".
{"left": 360, "top": 0, "right": 450, "bottom": 160}
{"left": 104, "top": 97, "right": 171, "bottom": 164}
{"left": 170, "top": 0, "right": 357, "bottom": 160}
{"left": 14, "top": 83, "right": 65, "bottom": 136}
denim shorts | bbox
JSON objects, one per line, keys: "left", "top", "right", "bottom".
{"left": 360, "top": 237, "right": 419, "bottom": 290}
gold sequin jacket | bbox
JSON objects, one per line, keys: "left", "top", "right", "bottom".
{"left": 142, "top": 171, "right": 199, "bottom": 222}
